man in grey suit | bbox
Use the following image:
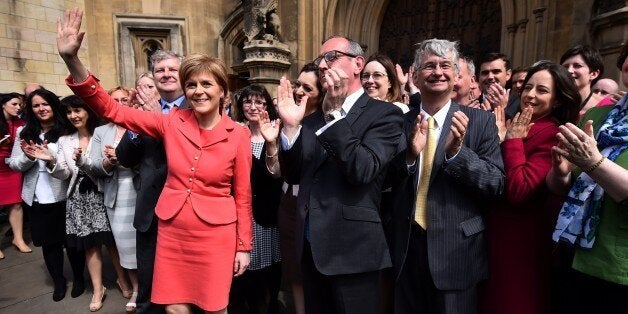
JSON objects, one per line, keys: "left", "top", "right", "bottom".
{"left": 115, "top": 50, "right": 187, "bottom": 314}
{"left": 277, "top": 36, "right": 403, "bottom": 313}
{"left": 388, "top": 39, "right": 504, "bottom": 314}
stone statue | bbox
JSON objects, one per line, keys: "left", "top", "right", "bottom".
{"left": 243, "top": 0, "right": 282, "bottom": 42}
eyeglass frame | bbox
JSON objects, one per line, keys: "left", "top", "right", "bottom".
{"left": 313, "top": 50, "right": 359, "bottom": 67}
{"left": 360, "top": 71, "right": 388, "bottom": 82}
{"left": 242, "top": 99, "right": 267, "bottom": 108}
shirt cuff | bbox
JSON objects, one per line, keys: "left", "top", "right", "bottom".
{"left": 315, "top": 116, "right": 343, "bottom": 136}
{"left": 280, "top": 125, "right": 302, "bottom": 150}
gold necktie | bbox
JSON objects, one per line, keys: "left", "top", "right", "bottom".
{"left": 414, "top": 117, "right": 436, "bottom": 229}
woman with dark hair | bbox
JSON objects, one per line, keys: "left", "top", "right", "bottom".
{"left": 481, "top": 60, "right": 581, "bottom": 314}
{"left": 560, "top": 45, "right": 605, "bottom": 117}
{"left": 0, "top": 92, "right": 31, "bottom": 257}
{"left": 58, "top": 8, "right": 252, "bottom": 313}
{"left": 547, "top": 42, "right": 628, "bottom": 314}
{"left": 40, "top": 95, "right": 121, "bottom": 311}
{"left": 229, "top": 84, "right": 284, "bottom": 314}
{"left": 362, "top": 53, "right": 409, "bottom": 113}
{"left": 8, "top": 89, "right": 85, "bottom": 302}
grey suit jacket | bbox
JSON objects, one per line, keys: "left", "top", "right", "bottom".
{"left": 8, "top": 126, "right": 68, "bottom": 206}
{"left": 389, "top": 102, "right": 505, "bottom": 290}
{"left": 90, "top": 123, "right": 139, "bottom": 209}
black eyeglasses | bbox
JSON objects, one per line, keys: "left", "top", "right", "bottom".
{"left": 313, "top": 50, "right": 359, "bottom": 67}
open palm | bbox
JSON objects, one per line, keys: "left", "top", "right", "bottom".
{"left": 277, "top": 77, "right": 306, "bottom": 128}
{"left": 259, "top": 110, "right": 281, "bottom": 142}
{"left": 56, "top": 8, "right": 85, "bottom": 59}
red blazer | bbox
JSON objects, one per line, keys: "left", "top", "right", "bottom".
{"left": 481, "top": 116, "right": 563, "bottom": 314}
{"left": 67, "top": 75, "right": 253, "bottom": 251}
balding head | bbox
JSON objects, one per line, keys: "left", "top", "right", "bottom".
{"left": 591, "top": 78, "right": 619, "bottom": 97}
{"left": 24, "top": 83, "right": 42, "bottom": 97}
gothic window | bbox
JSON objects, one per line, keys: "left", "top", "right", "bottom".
{"left": 131, "top": 29, "right": 170, "bottom": 74}
{"left": 379, "top": 0, "right": 501, "bottom": 68}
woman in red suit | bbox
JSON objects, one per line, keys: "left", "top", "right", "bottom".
{"left": 0, "top": 93, "right": 32, "bottom": 258}
{"left": 479, "top": 60, "right": 581, "bottom": 314}
{"left": 57, "top": 8, "right": 252, "bottom": 313}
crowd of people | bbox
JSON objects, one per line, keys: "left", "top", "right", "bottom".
{"left": 0, "top": 7, "right": 626, "bottom": 314}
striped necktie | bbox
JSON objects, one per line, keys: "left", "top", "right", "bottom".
{"left": 414, "top": 117, "right": 436, "bottom": 229}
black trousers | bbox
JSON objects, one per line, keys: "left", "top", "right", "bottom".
{"left": 41, "top": 241, "right": 85, "bottom": 289}
{"left": 301, "top": 240, "right": 381, "bottom": 314}
{"left": 394, "top": 224, "right": 477, "bottom": 314}
{"left": 135, "top": 218, "right": 164, "bottom": 314}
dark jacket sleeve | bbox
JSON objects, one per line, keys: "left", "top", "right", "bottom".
{"left": 115, "top": 131, "right": 143, "bottom": 169}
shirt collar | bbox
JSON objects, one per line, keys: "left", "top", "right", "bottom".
{"left": 160, "top": 95, "right": 185, "bottom": 109}
{"left": 420, "top": 99, "right": 451, "bottom": 129}
{"left": 341, "top": 88, "right": 364, "bottom": 115}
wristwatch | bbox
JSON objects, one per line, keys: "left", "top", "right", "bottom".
{"left": 325, "top": 109, "right": 342, "bottom": 122}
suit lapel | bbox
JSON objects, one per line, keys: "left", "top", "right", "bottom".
{"left": 344, "top": 93, "right": 369, "bottom": 126}
{"left": 177, "top": 110, "right": 202, "bottom": 148}
{"left": 430, "top": 103, "right": 458, "bottom": 185}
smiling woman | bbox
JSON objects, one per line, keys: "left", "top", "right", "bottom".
{"left": 57, "top": 8, "right": 252, "bottom": 313}
{"left": 481, "top": 61, "right": 581, "bottom": 314}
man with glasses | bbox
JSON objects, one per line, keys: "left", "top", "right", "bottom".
{"left": 276, "top": 35, "right": 403, "bottom": 313}
{"left": 387, "top": 39, "right": 504, "bottom": 313}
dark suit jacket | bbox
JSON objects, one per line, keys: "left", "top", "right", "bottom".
{"left": 251, "top": 143, "right": 283, "bottom": 227}
{"left": 116, "top": 100, "right": 189, "bottom": 233}
{"left": 281, "top": 92, "right": 403, "bottom": 276}
{"left": 388, "top": 102, "right": 505, "bottom": 290}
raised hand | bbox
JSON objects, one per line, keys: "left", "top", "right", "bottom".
{"left": 136, "top": 84, "right": 161, "bottom": 112}
{"left": 21, "top": 140, "right": 54, "bottom": 161}
{"left": 406, "top": 113, "right": 428, "bottom": 164}
{"left": 494, "top": 104, "right": 507, "bottom": 142}
{"left": 445, "top": 111, "right": 469, "bottom": 158}
{"left": 504, "top": 106, "right": 534, "bottom": 140}
{"left": 554, "top": 121, "right": 602, "bottom": 169}
{"left": 57, "top": 8, "right": 89, "bottom": 82}
{"left": 321, "top": 67, "right": 350, "bottom": 114}
{"left": 259, "top": 109, "right": 281, "bottom": 143}
{"left": 485, "top": 83, "right": 509, "bottom": 109}
{"left": 56, "top": 8, "right": 84, "bottom": 59}
{"left": 277, "top": 76, "right": 306, "bottom": 133}
{"left": 395, "top": 64, "right": 408, "bottom": 87}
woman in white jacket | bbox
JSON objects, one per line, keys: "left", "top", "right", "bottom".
{"left": 9, "top": 89, "right": 85, "bottom": 302}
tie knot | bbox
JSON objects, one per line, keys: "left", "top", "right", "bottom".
{"left": 427, "top": 116, "right": 435, "bottom": 129}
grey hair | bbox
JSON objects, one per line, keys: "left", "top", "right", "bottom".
{"left": 466, "top": 58, "right": 475, "bottom": 77}
{"left": 135, "top": 72, "right": 154, "bottom": 86}
{"left": 150, "top": 50, "right": 184, "bottom": 70}
{"left": 322, "top": 35, "right": 365, "bottom": 57}
{"left": 412, "top": 38, "right": 460, "bottom": 74}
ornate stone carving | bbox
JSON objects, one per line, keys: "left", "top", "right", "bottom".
{"left": 533, "top": 6, "right": 547, "bottom": 23}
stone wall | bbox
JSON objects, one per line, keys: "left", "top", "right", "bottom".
{"left": 0, "top": 0, "right": 86, "bottom": 95}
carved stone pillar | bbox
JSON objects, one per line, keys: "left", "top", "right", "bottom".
{"left": 243, "top": 38, "right": 291, "bottom": 96}
{"left": 533, "top": 6, "right": 547, "bottom": 63}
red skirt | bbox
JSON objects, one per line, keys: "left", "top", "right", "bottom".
{"left": 0, "top": 163, "right": 23, "bottom": 205}
{"left": 151, "top": 198, "right": 237, "bottom": 311}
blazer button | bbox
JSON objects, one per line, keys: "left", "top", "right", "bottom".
{"left": 189, "top": 178, "right": 193, "bottom": 182}
{"left": 191, "top": 167, "right": 195, "bottom": 171}
{"left": 187, "top": 189, "right": 191, "bottom": 193}
{"left": 194, "top": 156, "right": 199, "bottom": 160}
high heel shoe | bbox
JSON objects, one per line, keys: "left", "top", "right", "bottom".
{"left": 125, "top": 291, "right": 138, "bottom": 313}
{"left": 116, "top": 279, "right": 132, "bottom": 299}
{"left": 12, "top": 241, "right": 32, "bottom": 253}
{"left": 0, "top": 249, "right": 4, "bottom": 260}
{"left": 89, "top": 286, "right": 107, "bottom": 312}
